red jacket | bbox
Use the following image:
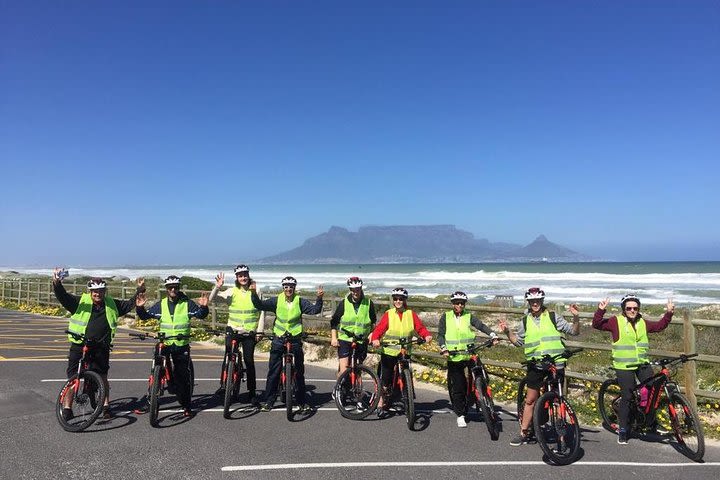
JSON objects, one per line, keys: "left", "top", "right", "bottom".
{"left": 370, "top": 308, "right": 431, "bottom": 342}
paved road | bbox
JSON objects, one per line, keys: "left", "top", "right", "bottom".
{"left": 1, "top": 308, "right": 719, "bottom": 480}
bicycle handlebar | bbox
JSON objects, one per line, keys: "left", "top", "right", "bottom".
{"left": 444, "top": 337, "right": 496, "bottom": 356}
{"left": 521, "top": 347, "right": 584, "bottom": 367}
{"left": 340, "top": 328, "right": 369, "bottom": 344}
{"left": 379, "top": 337, "right": 426, "bottom": 348}
{"left": 265, "top": 332, "right": 308, "bottom": 342}
{"left": 128, "top": 332, "right": 190, "bottom": 341}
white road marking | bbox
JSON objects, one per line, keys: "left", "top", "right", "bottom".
{"left": 221, "top": 461, "right": 720, "bottom": 471}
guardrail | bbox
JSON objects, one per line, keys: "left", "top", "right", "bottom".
{"left": 3, "top": 278, "right": 719, "bottom": 406}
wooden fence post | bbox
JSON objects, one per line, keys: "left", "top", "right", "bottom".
{"left": 211, "top": 306, "right": 217, "bottom": 330}
{"left": 683, "top": 308, "right": 698, "bottom": 409}
{"left": 17, "top": 279, "right": 23, "bottom": 303}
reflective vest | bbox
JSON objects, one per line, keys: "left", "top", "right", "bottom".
{"left": 444, "top": 311, "right": 475, "bottom": 362}
{"left": 227, "top": 287, "right": 260, "bottom": 332}
{"left": 382, "top": 308, "right": 415, "bottom": 357}
{"left": 274, "top": 295, "right": 302, "bottom": 336}
{"left": 524, "top": 310, "right": 565, "bottom": 364}
{"left": 613, "top": 315, "right": 649, "bottom": 370}
{"left": 338, "top": 296, "right": 371, "bottom": 342}
{"left": 160, "top": 298, "right": 191, "bottom": 347}
{"left": 67, "top": 294, "right": 119, "bottom": 344}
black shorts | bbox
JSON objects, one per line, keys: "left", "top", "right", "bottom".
{"left": 524, "top": 366, "right": 565, "bottom": 390}
{"left": 66, "top": 343, "right": 111, "bottom": 378}
{"left": 337, "top": 339, "right": 368, "bottom": 362}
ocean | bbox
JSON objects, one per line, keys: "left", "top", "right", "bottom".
{"left": 4, "top": 262, "right": 720, "bottom": 305}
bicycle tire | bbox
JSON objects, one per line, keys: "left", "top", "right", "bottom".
{"left": 475, "top": 376, "right": 500, "bottom": 441}
{"left": 597, "top": 378, "right": 621, "bottom": 434}
{"left": 334, "top": 364, "right": 380, "bottom": 420}
{"left": 533, "top": 391, "right": 581, "bottom": 465}
{"left": 668, "top": 391, "right": 705, "bottom": 462}
{"left": 285, "top": 361, "right": 294, "bottom": 421}
{"left": 223, "top": 360, "right": 235, "bottom": 419}
{"left": 149, "top": 365, "right": 162, "bottom": 427}
{"left": 56, "top": 370, "right": 106, "bottom": 432}
{"left": 402, "top": 368, "right": 416, "bottom": 430}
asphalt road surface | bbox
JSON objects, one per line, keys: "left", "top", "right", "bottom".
{"left": 2, "top": 308, "right": 719, "bottom": 480}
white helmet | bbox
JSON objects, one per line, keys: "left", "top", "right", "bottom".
{"left": 391, "top": 287, "right": 408, "bottom": 299}
{"left": 450, "top": 291, "right": 468, "bottom": 302}
{"left": 621, "top": 293, "right": 641, "bottom": 310}
{"left": 87, "top": 278, "right": 107, "bottom": 290}
{"left": 347, "top": 276, "right": 363, "bottom": 289}
{"left": 524, "top": 287, "right": 545, "bottom": 301}
{"left": 281, "top": 276, "right": 297, "bottom": 286}
{"left": 164, "top": 275, "right": 181, "bottom": 286}
{"left": 234, "top": 264, "right": 250, "bottom": 275}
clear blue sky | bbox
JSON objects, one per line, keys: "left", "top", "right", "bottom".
{"left": 2, "top": 1, "right": 718, "bottom": 265}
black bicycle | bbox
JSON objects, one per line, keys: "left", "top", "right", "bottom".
{"left": 56, "top": 331, "right": 108, "bottom": 432}
{"left": 379, "top": 337, "right": 425, "bottom": 430}
{"left": 446, "top": 337, "right": 501, "bottom": 440}
{"left": 129, "top": 332, "right": 192, "bottom": 427}
{"left": 266, "top": 331, "right": 307, "bottom": 421}
{"left": 597, "top": 353, "right": 705, "bottom": 462}
{"left": 215, "top": 329, "right": 262, "bottom": 418}
{"left": 519, "top": 348, "right": 583, "bottom": 465}
{"left": 333, "top": 329, "right": 380, "bottom": 420}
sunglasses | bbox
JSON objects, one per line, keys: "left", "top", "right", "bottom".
{"left": 283, "top": 285, "right": 295, "bottom": 289}
{"left": 166, "top": 285, "right": 179, "bottom": 290}
{"left": 625, "top": 306, "right": 639, "bottom": 311}
{"left": 528, "top": 299, "right": 542, "bottom": 304}
{"left": 451, "top": 301, "right": 466, "bottom": 305}
{"left": 392, "top": 297, "right": 405, "bottom": 301}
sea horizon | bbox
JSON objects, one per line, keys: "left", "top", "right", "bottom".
{"left": 3, "top": 261, "right": 720, "bottom": 306}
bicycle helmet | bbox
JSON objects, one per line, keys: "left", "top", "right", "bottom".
{"left": 524, "top": 287, "right": 545, "bottom": 301}
{"left": 391, "top": 287, "right": 408, "bottom": 299}
{"left": 164, "top": 275, "right": 181, "bottom": 286}
{"left": 347, "top": 276, "right": 363, "bottom": 289}
{"left": 281, "top": 276, "right": 297, "bottom": 286}
{"left": 87, "top": 278, "right": 107, "bottom": 290}
{"left": 234, "top": 264, "right": 250, "bottom": 274}
{"left": 620, "top": 293, "right": 641, "bottom": 310}
{"left": 450, "top": 291, "right": 468, "bottom": 302}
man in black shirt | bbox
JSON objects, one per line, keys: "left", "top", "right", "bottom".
{"left": 53, "top": 268, "right": 142, "bottom": 419}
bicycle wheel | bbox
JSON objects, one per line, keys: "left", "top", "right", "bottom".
{"left": 597, "top": 378, "right": 621, "bottom": 434}
{"left": 475, "top": 376, "right": 500, "bottom": 441}
{"left": 223, "top": 360, "right": 235, "bottom": 419}
{"left": 533, "top": 391, "right": 581, "bottom": 465}
{"left": 402, "top": 368, "right": 416, "bottom": 430}
{"left": 285, "top": 361, "right": 294, "bottom": 421}
{"left": 149, "top": 365, "right": 162, "bottom": 427}
{"left": 56, "top": 371, "right": 106, "bottom": 432}
{"left": 667, "top": 392, "right": 705, "bottom": 462}
{"left": 335, "top": 364, "right": 380, "bottom": 420}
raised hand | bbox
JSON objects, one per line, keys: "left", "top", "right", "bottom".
{"left": 198, "top": 292, "right": 209, "bottom": 307}
{"left": 136, "top": 277, "right": 145, "bottom": 289}
{"left": 598, "top": 298, "right": 610, "bottom": 310}
{"left": 667, "top": 298, "right": 675, "bottom": 313}
{"left": 215, "top": 273, "right": 224, "bottom": 288}
{"left": 249, "top": 281, "right": 257, "bottom": 292}
{"left": 498, "top": 319, "right": 508, "bottom": 333}
{"left": 569, "top": 303, "right": 580, "bottom": 316}
{"left": 317, "top": 285, "right": 324, "bottom": 297}
{"left": 52, "top": 267, "right": 62, "bottom": 283}
{"left": 136, "top": 292, "right": 147, "bottom": 308}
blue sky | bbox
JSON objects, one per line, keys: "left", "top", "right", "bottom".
{"left": 2, "top": 1, "right": 719, "bottom": 265}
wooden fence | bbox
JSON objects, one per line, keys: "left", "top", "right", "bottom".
{"left": 3, "top": 278, "right": 720, "bottom": 407}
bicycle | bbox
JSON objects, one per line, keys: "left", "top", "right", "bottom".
{"left": 56, "top": 331, "right": 108, "bottom": 432}
{"left": 597, "top": 353, "right": 705, "bottom": 462}
{"left": 266, "top": 331, "right": 307, "bottom": 421}
{"left": 446, "top": 337, "right": 501, "bottom": 440}
{"left": 333, "top": 328, "right": 380, "bottom": 420}
{"left": 379, "top": 337, "right": 425, "bottom": 431}
{"left": 518, "top": 348, "right": 583, "bottom": 465}
{"left": 129, "top": 331, "right": 192, "bottom": 427}
{"left": 212, "top": 329, "right": 263, "bottom": 419}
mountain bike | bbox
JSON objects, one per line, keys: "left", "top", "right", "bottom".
{"left": 56, "top": 331, "right": 108, "bottom": 432}
{"left": 333, "top": 328, "right": 380, "bottom": 420}
{"left": 213, "top": 329, "right": 263, "bottom": 419}
{"left": 520, "top": 348, "right": 583, "bottom": 465}
{"left": 446, "top": 337, "right": 501, "bottom": 440}
{"left": 129, "top": 332, "right": 191, "bottom": 427}
{"left": 266, "top": 332, "right": 307, "bottom": 421}
{"left": 597, "top": 353, "right": 704, "bottom": 462}
{"left": 379, "top": 337, "right": 425, "bottom": 431}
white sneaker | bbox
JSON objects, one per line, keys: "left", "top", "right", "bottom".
{"left": 457, "top": 415, "right": 467, "bottom": 428}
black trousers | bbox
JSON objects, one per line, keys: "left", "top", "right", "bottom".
{"left": 379, "top": 354, "right": 400, "bottom": 394}
{"left": 616, "top": 364, "right": 654, "bottom": 431}
{"left": 447, "top": 360, "right": 473, "bottom": 416}
{"left": 220, "top": 329, "right": 257, "bottom": 393}
{"left": 263, "top": 338, "right": 306, "bottom": 406}
{"left": 163, "top": 344, "right": 194, "bottom": 409}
